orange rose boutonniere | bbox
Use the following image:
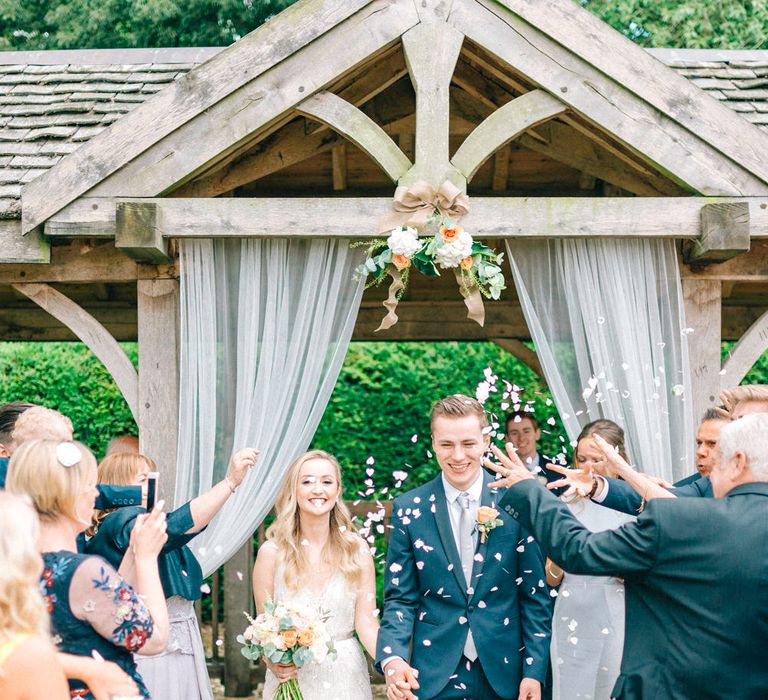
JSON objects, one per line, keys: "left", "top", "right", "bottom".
{"left": 473, "top": 506, "right": 503, "bottom": 543}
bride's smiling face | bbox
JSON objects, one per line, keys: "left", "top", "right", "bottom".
{"left": 296, "top": 458, "right": 340, "bottom": 516}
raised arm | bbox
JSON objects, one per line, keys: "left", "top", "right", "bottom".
{"left": 489, "top": 444, "right": 658, "bottom": 578}
{"left": 185, "top": 448, "right": 259, "bottom": 534}
{"left": 592, "top": 434, "right": 674, "bottom": 504}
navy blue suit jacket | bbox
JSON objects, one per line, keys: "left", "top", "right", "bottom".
{"left": 501, "top": 480, "right": 768, "bottom": 700}
{"left": 376, "top": 470, "right": 552, "bottom": 699}
{"left": 599, "top": 473, "right": 712, "bottom": 515}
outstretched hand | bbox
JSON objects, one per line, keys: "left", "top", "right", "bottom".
{"left": 545, "top": 463, "right": 595, "bottom": 499}
{"left": 591, "top": 434, "right": 631, "bottom": 477}
{"left": 485, "top": 443, "right": 536, "bottom": 489}
{"left": 227, "top": 448, "right": 260, "bottom": 489}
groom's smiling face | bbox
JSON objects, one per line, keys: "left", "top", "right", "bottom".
{"left": 432, "top": 414, "right": 490, "bottom": 491}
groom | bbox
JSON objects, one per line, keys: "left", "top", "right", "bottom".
{"left": 377, "top": 394, "right": 552, "bottom": 700}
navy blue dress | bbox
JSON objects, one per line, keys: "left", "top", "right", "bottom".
{"left": 41, "top": 550, "right": 155, "bottom": 699}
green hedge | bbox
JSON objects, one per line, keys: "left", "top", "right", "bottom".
{"left": 1, "top": 339, "right": 766, "bottom": 485}
{"left": 0, "top": 342, "right": 138, "bottom": 458}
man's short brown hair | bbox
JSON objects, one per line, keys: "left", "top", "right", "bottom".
{"left": 505, "top": 410, "right": 539, "bottom": 431}
{"left": 430, "top": 394, "right": 488, "bottom": 430}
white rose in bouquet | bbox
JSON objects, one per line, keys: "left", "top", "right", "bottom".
{"left": 434, "top": 229, "right": 473, "bottom": 268}
{"left": 386, "top": 226, "right": 422, "bottom": 257}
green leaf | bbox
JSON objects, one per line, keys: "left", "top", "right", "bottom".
{"left": 412, "top": 250, "right": 440, "bottom": 277}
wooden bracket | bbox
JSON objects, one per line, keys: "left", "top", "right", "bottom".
{"left": 1, "top": 221, "right": 50, "bottom": 264}
{"left": 11, "top": 282, "right": 138, "bottom": 421}
{"left": 684, "top": 201, "right": 750, "bottom": 264}
{"left": 116, "top": 200, "right": 170, "bottom": 263}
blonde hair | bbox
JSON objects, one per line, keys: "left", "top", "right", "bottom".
{"left": 7, "top": 439, "right": 96, "bottom": 524}
{"left": 0, "top": 492, "right": 49, "bottom": 645}
{"left": 431, "top": 394, "right": 488, "bottom": 430}
{"left": 266, "top": 450, "right": 363, "bottom": 588}
{"left": 88, "top": 452, "right": 155, "bottom": 536}
{"left": 11, "top": 407, "right": 73, "bottom": 448}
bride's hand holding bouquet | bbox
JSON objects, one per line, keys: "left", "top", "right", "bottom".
{"left": 238, "top": 599, "right": 336, "bottom": 700}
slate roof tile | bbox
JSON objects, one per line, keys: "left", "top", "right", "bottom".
{"left": 0, "top": 46, "right": 763, "bottom": 218}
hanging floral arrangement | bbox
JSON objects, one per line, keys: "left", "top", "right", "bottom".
{"left": 353, "top": 180, "right": 507, "bottom": 331}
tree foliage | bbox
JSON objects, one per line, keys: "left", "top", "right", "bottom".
{"left": 581, "top": 0, "right": 768, "bottom": 49}
{"left": 0, "top": 0, "right": 295, "bottom": 50}
{"left": 0, "top": 0, "right": 765, "bottom": 51}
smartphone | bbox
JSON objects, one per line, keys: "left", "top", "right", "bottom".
{"left": 146, "top": 472, "right": 159, "bottom": 511}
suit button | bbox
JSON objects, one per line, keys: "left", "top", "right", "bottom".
{"left": 468, "top": 605, "right": 475, "bottom": 613}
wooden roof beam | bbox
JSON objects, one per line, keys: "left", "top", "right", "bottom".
{"left": 43, "top": 196, "right": 768, "bottom": 246}
{"left": 451, "top": 0, "right": 768, "bottom": 196}
{"left": 21, "top": 0, "right": 420, "bottom": 232}
{"left": 451, "top": 89, "right": 567, "bottom": 181}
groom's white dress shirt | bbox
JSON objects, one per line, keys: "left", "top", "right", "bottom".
{"left": 442, "top": 470, "right": 483, "bottom": 553}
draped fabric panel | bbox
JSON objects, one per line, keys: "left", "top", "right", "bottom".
{"left": 506, "top": 239, "right": 694, "bottom": 482}
{"left": 177, "top": 238, "right": 364, "bottom": 575}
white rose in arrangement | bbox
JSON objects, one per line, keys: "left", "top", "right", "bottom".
{"left": 434, "top": 229, "right": 473, "bottom": 268}
{"left": 386, "top": 226, "right": 422, "bottom": 257}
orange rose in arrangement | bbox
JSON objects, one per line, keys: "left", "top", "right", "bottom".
{"left": 391, "top": 253, "right": 411, "bottom": 270}
{"left": 476, "top": 506, "right": 499, "bottom": 524}
{"left": 281, "top": 629, "right": 298, "bottom": 647}
{"left": 460, "top": 256, "right": 473, "bottom": 271}
{"left": 440, "top": 224, "right": 461, "bottom": 241}
{"left": 297, "top": 629, "right": 316, "bottom": 647}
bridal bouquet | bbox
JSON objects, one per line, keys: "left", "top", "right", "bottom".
{"left": 238, "top": 600, "right": 336, "bottom": 700}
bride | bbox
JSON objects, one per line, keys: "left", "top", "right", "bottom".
{"left": 252, "top": 450, "right": 379, "bottom": 699}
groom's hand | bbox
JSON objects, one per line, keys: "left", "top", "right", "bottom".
{"left": 486, "top": 443, "right": 536, "bottom": 489}
{"left": 383, "top": 657, "right": 419, "bottom": 700}
{"left": 518, "top": 677, "right": 541, "bottom": 700}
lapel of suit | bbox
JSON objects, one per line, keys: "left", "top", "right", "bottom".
{"left": 468, "top": 470, "right": 493, "bottom": 599}
{"left": 431, "top": 475, "right": 469, "bottom": 596}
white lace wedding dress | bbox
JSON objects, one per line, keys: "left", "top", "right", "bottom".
{"left": 262, "top": 566, "right": 373, "bottom": 700}
{"left": 551, "top": 498, "right": 634, "bottom": 700}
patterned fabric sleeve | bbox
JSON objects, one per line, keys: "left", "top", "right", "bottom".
{"left": 69, "top": 556, "right": 155, "bottom": 652}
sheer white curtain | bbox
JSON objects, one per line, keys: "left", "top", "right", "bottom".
{"left": 176, "top": 238, "right": 364, "bottom": 575}
{"left": 506, "top": 239, "right": 693, "bottom": 482}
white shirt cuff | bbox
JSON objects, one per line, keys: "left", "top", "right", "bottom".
{"left": 381, "top": 656, "right": 404, "bottom": 673}
{"left": 591, "top": 476, "right": 609, "bottom": 503}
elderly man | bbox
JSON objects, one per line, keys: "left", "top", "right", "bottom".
{"left": 488, "top": 413, "right": 768, "bottom": 700}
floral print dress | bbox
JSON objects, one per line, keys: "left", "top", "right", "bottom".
{"left": 41, "top": 551, "right": 155, "bottom": 699}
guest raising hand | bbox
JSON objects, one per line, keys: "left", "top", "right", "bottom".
{"left": 87, "top": 447, "right": 259, "bottom": 700}
{"left": 7, "top": 439, "right": 169, "bottom": 700}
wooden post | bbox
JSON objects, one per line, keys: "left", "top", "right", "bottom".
{"left": 682, "top": 278, "right": 722, "bottom": 426}
{"left": 137, "top": 278, "right": 180, "bottom": 507}
{"left": 224, "top": 541, "right": 254, "bottom": 696}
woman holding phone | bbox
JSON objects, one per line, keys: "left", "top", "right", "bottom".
{"left": 87, "top": 448, "right": 259, "bottom": 700}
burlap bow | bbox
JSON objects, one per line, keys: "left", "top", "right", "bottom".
{"left": 377, "top": 179, "right": 470, "bottom": 234}
{"left": 375, "top": 179, "right": 484, "bottom": 332}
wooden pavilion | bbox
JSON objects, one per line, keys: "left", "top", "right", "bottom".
{"left": 1, "top": 0, "right": 768, "bottom": 689}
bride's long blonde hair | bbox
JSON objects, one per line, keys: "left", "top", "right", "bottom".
{"left": 266, "top": 450, "right": 363, "bottom": 589}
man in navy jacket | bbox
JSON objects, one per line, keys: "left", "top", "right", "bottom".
{"left": 377, "top": 395, "right": 552, "bottom": 700}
